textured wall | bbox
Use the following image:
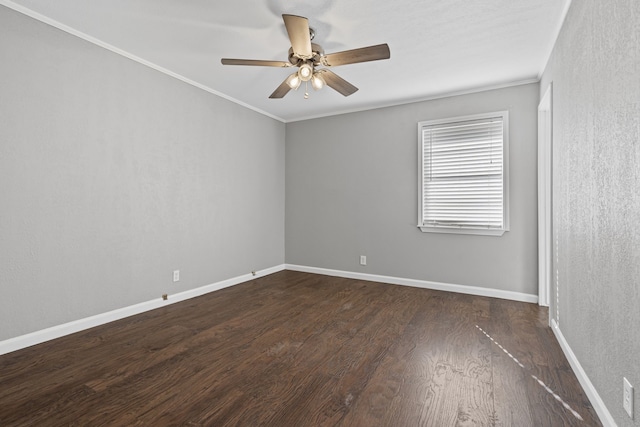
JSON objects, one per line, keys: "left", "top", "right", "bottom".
{"left": 540, "top": 0, "right": 640, "bottom": 424}
{"left": 0, "top": 6, "right": 285, "bottom": 341}
{"left": 286, "top": 83, "right": 539, "bottom": 296}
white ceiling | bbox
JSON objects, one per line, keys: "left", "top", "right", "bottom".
{"left": 4, "top": 0, "right": 570, "bottom": 122}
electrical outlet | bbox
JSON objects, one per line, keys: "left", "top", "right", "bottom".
{"left": 624, "top": 377, "right": 634, "bottom": 418}
{"left": 173, "top": 270, "right": 180, "bottom": 282}
{"left": 360, "top": 255, "right": 367, "bottom": 266}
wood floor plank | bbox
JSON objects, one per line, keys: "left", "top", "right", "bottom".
{"left": 486, "top": 297, "right": 594, "bottom": 426}
{"left": 0, "top": 271, "right": 602, "bottom": 426}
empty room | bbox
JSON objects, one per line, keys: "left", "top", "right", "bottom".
{"left": 0, "top": 0, "right": 638, "bottom": 426}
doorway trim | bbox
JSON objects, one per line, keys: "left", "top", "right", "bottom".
{"left": 537, "top": 84, "right": 553, "bottom": 307}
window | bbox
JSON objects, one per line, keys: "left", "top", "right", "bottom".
{"left": 418, "top": 111, "right": 509, "bottom": 236}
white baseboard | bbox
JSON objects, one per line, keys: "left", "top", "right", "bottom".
{"left": 0, "top": 264, "right": 286, "bottom": 356}
{"left": 0, "top": 264, "right": 535, "bottom": 356}
{"left": 285, "top": 264, "right": 538, "bottom": 304}
{"left": 551, "top": 319, "right": 616, "bottom": 427}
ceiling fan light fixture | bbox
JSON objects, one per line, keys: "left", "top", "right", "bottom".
{"left": 311, "top": 72, "right": 325, "bottom": 91}
{"left": 221, "top": 14, "right": 390, "bottom": 100}
{"left": 298, "top": 63, "right": 313, "bottom": 81}
{"left": 286, "top": 72, "right": 301, "bottom": 90}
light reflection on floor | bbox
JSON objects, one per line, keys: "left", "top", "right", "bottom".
{"left": 475, "top": 325, "right": 583, "bottom": 421}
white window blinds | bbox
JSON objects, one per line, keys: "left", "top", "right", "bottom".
{"left": 419, "top": 112, "right": 508, "bottom": 235}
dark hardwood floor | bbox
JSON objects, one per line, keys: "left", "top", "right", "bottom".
{"left": 0, "top": 270, "right": 601, "bottom": 426}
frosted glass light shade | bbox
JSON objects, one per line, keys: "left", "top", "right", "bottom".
{"left": 286, "top": 72, "right": 301, "bottom": 89}
{"left": 298, "top": 63, "right": 313, "bottom": 81}
{"left": 311, "top": 73, "right": 325, "bottom": 91}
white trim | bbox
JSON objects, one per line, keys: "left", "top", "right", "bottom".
{"left": 0, "top": 265, "right": 286, "bottom": 356}
{"left": 537, "top": 84, "right": 553, "bottom": 307}
{"left": 417, "top": 225, "right": 506, "bottom": 236}
{"left": 288, "top": 78, "right": 539, "bottom": 123}
{"left": 551, "top": 319, "right": 615, "bottom": 427}
{"left": 285, "top": 264, "right": 538, "bottom": 304}
{"left": 0, "top": 1, "right": 541, "bottom": 125}
{"left": 0, "top": 0, "right": 286, "bottom": 123}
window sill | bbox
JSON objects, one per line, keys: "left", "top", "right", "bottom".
{"left": 417, "top": 225, "right": 507, "bottom": 237}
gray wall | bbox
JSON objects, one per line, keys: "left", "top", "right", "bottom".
{"left": 286, "top": 83, "right": 539, "bottom": 296}
{"left": 540, "top": 0, "right": 640, "bottom": 425}
{"left": 0, "top": 6, "right": 285, "bottom": 341}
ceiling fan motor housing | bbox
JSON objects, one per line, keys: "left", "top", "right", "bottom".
{"left": 288, "top": 43, "right": 325, "bottom": 66}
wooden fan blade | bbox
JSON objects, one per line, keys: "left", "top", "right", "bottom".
{"left": 283, "top": 14, "right": 312, "bottom": 59}
{"left": 269, "top": 78, "right": 292, "bottom": 99}
{"left": 319, "top": 70, "right": 358, "bottom": 97}
{"left": 221, "top": 58, "right": 291, "bottom": 67}
{"left": 322, "top": 44, "right": 390, "bottom": 67}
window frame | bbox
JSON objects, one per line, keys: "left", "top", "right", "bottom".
{"left": 417, "top": 111, "right": 510, "bottom": 236}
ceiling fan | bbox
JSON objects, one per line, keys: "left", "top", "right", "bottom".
{"left": 221, "top": 14, "right": 390, "bottom": 99}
